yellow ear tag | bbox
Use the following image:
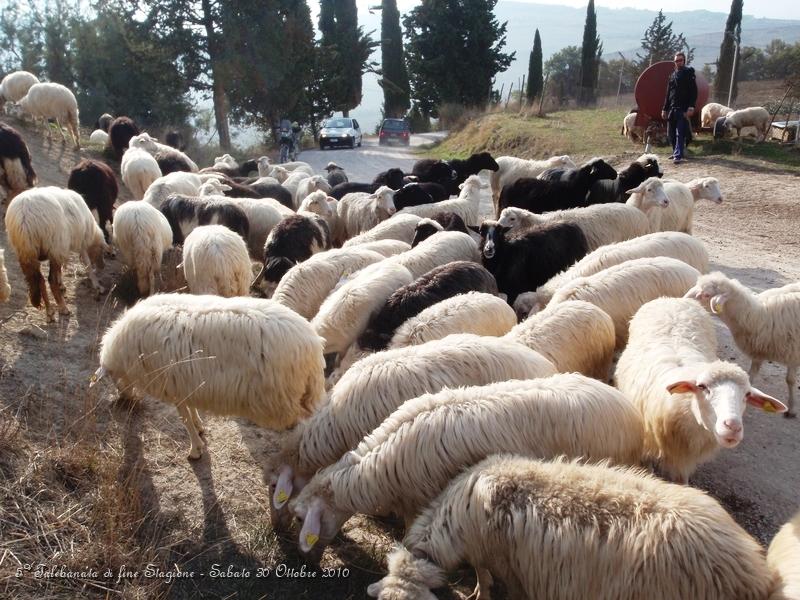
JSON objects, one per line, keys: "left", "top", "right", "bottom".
{"left": 276, "top": 489, "right": 289, "bottom": 504}
{"left": 762, "top": 402, "right": 776, "bottom": 413}
{"left": 305, "top": 533, "right": 319, "bottom": 548}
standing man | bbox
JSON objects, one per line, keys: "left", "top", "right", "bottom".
{"left": 661, "top": 52, "right": 697, "bottom": 165}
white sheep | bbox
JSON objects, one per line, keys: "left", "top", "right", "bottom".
{"left": 271, "top": 247, "right": 386, "bottom": 320}
{"left": 684, "top": 271, "right": 800, "bottom": 418}
{"left": 335, "top": 186, "right": 397, "bottom": 244}
{"left": 143, "top": 171, "right": 204, "bottom": 208}
{"left": 547, "top": 256, "right": 700, "bottom": 348}
{"left": 279, "top": 171, "right": 312, "bottom": 206}
{"left": 507, "top": 299, "right": 616, "bottom": 380}
{"left": 181, "top": 225, "right": 252, "bottom": 297}
{"left": 294, "top": 175, "right": 332, "bottom": 208}
{"left": 767, "top": 509, "right": 800, "bottom": 598}
{"left": 389, "top": 292, "right": 517, "bottom": 348}
{"left": 621, "top": 111, "right": 645, "bottom": 142}
{"left": 121, "top": 147, "right": 162, "bottom": 200}
{"left": 659, "top": 177, "right": 724, "bottom": 233}
{"left": 615, "top": 297, "right": 786, "bottom": 483}
{"left": 350, "top": 239, "right": 410, "bottom": 257}
{"left": 5, "top": 187, "right": 106, "bottom": 320}
{"left": 370, "top": 455, "right": 786, "bottom": 600}
{"left": 396, "top": 174, "right": 487, "bottom": 227}
{"left": 624, "top": 176, "right": 671, "bottom": 232}
{"left": 128, "top": 132, "right": 198, "bottom": 171}
{"left": 112, "top": 201, "right": 173, "bottom": 297}
{"left": 222, "top": 196, "right": 293, "bottom": 258}
{"left": 342, "top": 213, "right": 422, "bottom": 247}
{"left": 490, "top": 154, "right": 576, "bottom": 214}
{"left": 724, "top": 106, "right": 771, "bottom": 141}
{"left": 390, "top": 230, "right": 480, "bottom": 279}
{"left": 0, "top": 71, "right": 40, "bottom": 108}
{"left": 701, "top": 102, "right": 734, "bottom": 128}
{"left": 18, "top": 82, "right": 80, "bottom": 149}
{"left": 267, "top": 333, "right": 556, "bottom": 528}
{"left": 269, "top": 161, "right": 313, "bottom": 176}
{"left": 515, "top": 231, "right": 710, "bottom": 313}
{"left": 0, "top": 248, "right": 10, "bottom": 302}
{"left": 290, "top": 373, "right": 644, "bottom": 556}
{"left": 88, "top": 129, "right": 109, "bottom": 145}
{"left": 92, "top": 294, "right": 326, "bottom": 459}
{"left": 298, "top": 190, "right": 337, "bottom": 236}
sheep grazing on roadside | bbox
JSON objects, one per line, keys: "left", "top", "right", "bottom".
{"left": 290, "top": 373, "right": 644, "bottom": 558}
{"left": 370, "top": 454, "right": 788, "bottom": 600}
{"left": 0, "top": 249, "right": 11, "bottom": 302}
{"left": 659, "top": 177, "right": 724, "bottom": 233}
{"left": 121, "top": 147, "right": 161, "bottom": 200}
{"left": 616, "top": 298, "right": 786, "bottom": 483}
{"left": 18, "top": 82, "right": 81, "bottom": 149}
{"left": 621, "top": 111, "right": 645, "bottom": 142}
{"left": 392, "top": 230, "right": 480, "bottom": 279}
{"left": 478, "top": 220, "right": 589, "bottom": 306}
{"left": 159, "top": 193, "right": 249, "bottom": 245}
{"left": 324, "top": 162, "right": 348, "bottom": 187}
{"left": 724, "top": 106, "right": 771, "bottom": 141}
{"left": 410, "top": 213, "right": 469, "bottom": 247}
{"left": 490, "top": 154, "right": 576, "bottom": 216}
{"left": 5, "top": 187, "right": 107, "bottom": 320}
{"left": 67, "top": 159, "right": 119, "bottom": 243}
{"left": 685, "top": 271, "right": 800, "bottom": 418}
{"left": 112, "top": 200, "right": 173, "bottom": 297}
{"left": 252, "top": 214, "right": 330, "bottom": 297}
{"left": 498, "top": 157, "right": 617, "bottom": 216}
{"left": 335, "top": 186, "right": 396, "bottom": 244}
{"left": 0, "top": 71, "right": 40, "bottom": 110}
{"left": 342, "top": 213, "right": 422, "bottom": 248}
{"left": 129, "top": 132, "right": 198, "bottom": 172}
{"left": 108, "top": 116, "right": 140, "bottom": 159}
{"left": 95, "top": 113, "right": 114, "bottom": 132}
{"left": 267, "top": 334, "right": 556, "bottom": 529}
{"left": 516, "top": 231, "right": 710, "bottom": 314}
{"left": 586, "top": 154, "right": 663, "bottom": 204}
{"left": 547, "top": 256, "right": 700, "bottom": 348}
{"left": 625, "top": 176, "right": 670, "bottom": 231}
{"left": 701, "top": 102, "right": 734, "bottom": 128}
{"left": 507, "top": 300, "right": 616, "bottom": 380}
{"left": 92, "top": 294, "right": 326, "bottom": 459}
{"left": 0, "top": 122, "right": 37, "bottom": 200}
{"left": 396, "top": 174, "right": 486, "bottom": 227}
{"left": 181, "top": 225, "right": 252, "bottom": 297}
{"left": 389, "top": 292, "right": 517, "bottom": 349}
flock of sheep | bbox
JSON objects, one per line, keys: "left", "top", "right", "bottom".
{"left": 2, "top": 67, "right": 800, "bottom": 599}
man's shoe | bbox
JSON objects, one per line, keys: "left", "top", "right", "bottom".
{"left": 673, "top": 157, "right": 682, "bottom": 164}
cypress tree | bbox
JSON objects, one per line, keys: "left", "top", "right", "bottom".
{"left": 579, "top": 0, "right": 601, "bottom": 105}
{"left": 526, "top": 29, "right": 543, "bottom": 104}
{"left": 714, "top": 0, "right": 742, "bottom": 104}
{"left": 380, "top": 0, "right": 410, "bottom": 118}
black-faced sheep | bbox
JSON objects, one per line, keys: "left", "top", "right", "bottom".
{"left": 67, "top": 159, "right": 119, "bottom": 243}
{"left": 0, "top": 122, "right": 37, "bottom": 200}
{"left": 159, "top": 193, "right": 250, "bottom": 245}
{"left": 586, "top": 154, "right": 663, "bottom": 204}
{"left": 410, "top": 159, "right": 458, "bottom": 188}
{"left": 410, "top": 212, "right": 469, "bottom": 247}
{"left": 108, "top": 116, "right": 140, "bottom": 159}
{"left": 444, "top": 151, "right": 500, "bottom": 194}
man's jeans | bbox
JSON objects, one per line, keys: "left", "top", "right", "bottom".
{"left": 668, "top": 109, "right": 689, "bottom": 159}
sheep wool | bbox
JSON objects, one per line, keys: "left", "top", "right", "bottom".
{"left": 112, "top": 201, "right": 173, "bottom": 297}
{"left": 182, "top": 225, "right": 252, "bottom": 297}
{"left": 342, "top": 213, "right": 423, "bottom": 247}
{"left": 18, "top": 82, "right": 80, "bottom": 149}
{"left": 0, "top": 248, "right": 10, "bottom": 302}
{"left": 95, "top": 294, "right": 326, "bottom": 459}
{"left": 121, "top": 148, "right": 161, "bottom": 200}
{"left": 389, "top": 230, "right": 480, "bottom": 279}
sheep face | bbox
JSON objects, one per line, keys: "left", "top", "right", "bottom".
{"left": 666, "top": 361, "right": 786, "bottom": 447}
{"left": 478, "top": 222, "right": 506, "bottom": 260}
{"left": 372, "top": 186, "right": 396, "bottom": 217}
{"left": 588, "top": 158, "right": 618, "bottom": 181}
{"left": 627, "top": 177, "right": 669, "bottom": 209}
{"left": 309, "top": 175, "right": 332, "bottom": 194}
{"left": 683, "top": 273, "right": 733, "bottom": 313}
{"left": 291, "top": 489, "right": 351, "bottom": 557}
{"left": 551, "top": 155, "right": 576, "bottom": 169}
{"left": 128, "top": 133, "right": 159, "bottom": 153}
{"left": 302, "top": 191, "right": 333, "bottom": 217}
{"left": 268, "top": 464, "right": 308, "bottom": 530}
{"left": 690, "top": 178, "right": 723, "bottom": 204}
{"left": 367, "top": 547, "right": 444, "bottom": 599}
{"left": 496, "top": 207, "right": 529, "bottom": 231}
{"left": 411, "top": 219, "right": 443, "bottom": 248}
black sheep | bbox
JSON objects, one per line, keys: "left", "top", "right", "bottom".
{"left": 372, "top": 167, "right": 407, "bottom": 189}
{"left": 325, "top": 162, "right": 349, "bottom": 187}
{"left": 0, "top": 122, "right": 37, "bottom": 197}
{"left": 586, "top": 155, "right": 663, "bottom": 204}
{"left": 478, "top": 221, "right": 588, "bottom": 305}
{"left": 330, "top": 181, "right": 381, "bottom": 200}
{"left": 238, "top": 158, "right": 259, "bottom": 177}
{"left": 108, "top": 117, "right": 140, "bottom": 159}
{"left": 410, "top": 159, "right": 458, "bottom": 188}
{"left": 160, "top": 194, "right": 249, "bottom": 245}
{"left": 498, "top": 158, "right": 618, "bottom": 215}
{"left": 67, "top": 159, "right": 119, "bottom": 243}
{"left": 356, "top": 261, "right": 498, "bottom": 351}
{"left": 155, "top": 150, "right": 194, "bottom": 175}
{"left": 411, "top": 212, "right": 470, "bottom": 247}
{"left": 165, "top": 130, "right": 186, "bottom": 151}
{"left": 394, "top": 182, "right": 450, "bottom": 210}
{"left": 446, "top": 151, "right": 499, "bottom": 194}
{"left": 246, "top": 181, "right": 294, "bottom": 209}
{"left": 538, "top": 157, "right": 617, "bottom": 184}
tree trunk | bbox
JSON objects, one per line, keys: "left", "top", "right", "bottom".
{"left": 342, "top": 109, "right": 349, "bottom": 117}
{"left": 201, "top": 0, "right": 231, "bottom": 150}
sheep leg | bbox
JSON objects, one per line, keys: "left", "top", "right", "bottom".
{"left": 55, "top": 117, "right": 68, "bottom": 144}
{"left": 467, "top": 568, "right": 494, "bottom": 600}
{"left": 177, "top": 403, "right": 205, "bottom": 460}
{"left": 48, "top": 260, "right": 70, "bottom": 316}
{"left": 81, "top": 251, "right": 106, "bottom": 296}
{"left": 748, "top": 359, "right": 763, "bottom": 382}
{"left": 21, "top": 260, "right": 54, "bottom": 320}
{"left": 785, "top": 366, "right": 797, "bottom": 419}
{"left": 191, "top": 407, "right": 205, "bottom": 435}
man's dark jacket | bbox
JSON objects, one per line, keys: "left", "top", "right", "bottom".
{"left": 663, "top": 66, "right": 698, "bottom": 113}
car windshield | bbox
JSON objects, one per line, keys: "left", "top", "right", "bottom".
{"left": 325, "top": 119, "right": 352, "bottom": 129}
{"left": 382, "top": 120, "right": 408, "bottom": 131}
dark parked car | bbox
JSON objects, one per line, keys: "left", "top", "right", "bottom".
{"left": 379, "top": 118, "right": 411, "bottom": 146}
{"left": 319, "top": 117, "right": 362, "bottom": 149}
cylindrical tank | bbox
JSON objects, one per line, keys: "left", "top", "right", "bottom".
{"left": 633, "top": 61, "right": 709, "bottom": 128}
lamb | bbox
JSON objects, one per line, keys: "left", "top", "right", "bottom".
{"left": 410, "top": 213, "right": 470, "bottom": 247}
{"left": 615, "top": 297, "right": 786, "bottom": 483}
{"left": 659, "top": 177, "right": 724, "bottom": 233}
{"left": 342, "top": 213, "right": 422, "bottom": 247}
{"left": 701, "top": 101, "right": 734, "bottom": 128}
{"left": 112, "top": 200, "right": 173, "bottom": 297}
{"left": 684, "top": 271, "right": 800, "bottom": 418}
{"left": 0, "top": 249, "right": 11, "bottom": 302}
{"left": 18, "top": 82, "right": 80, "bottom": 149}
{"left": 370, "top": 454, "right": 785, "bottom": 600}
{"left": 391, "top": 230, "right": 481, "bottom": 279}
{"left": 547, "top": 256, "right": 700, "bottom": 348}
{"left": 143, "top": 171, "right": 203, "bottom": 208}
{"left": 290, "top": 373, "right": 644, "bottom": 557}
{"left": 478, "top": 221, "right": 589, "bottom": 306}
{"left": 388, "top": 292, "right": 517, "bottom": 349}
{"left": 5, "top": 187, "right": 106, "bottom": 320}
{"left": 507, "top": 300, "right": 616, "bottom": 380}
{"left": 516, "top": 231, "right": 710, "bottom": 313}
{"left": 724, "top": 106, "right": 771, "bottom": 141}
{"left": 181, "top": 225, "right": 252, "bottom": 297}
{"left": 335, "top": 186, "right": 396, "bottom": 244}
{"left": 0, "top": 71, "right": 40, "bottom": 109}
{"left": 396, "top": 174, "right": 486, "bottom": 227}
{"left": 129, "top": 132, "right": 198, "bottom": 172}
{"left": 621, "top": 111, "right": 644, "bottom": 142}
{"left": 67, "top": 159, "right": 119, "bottom": 243}
{"left": 294, "top": 175, "right": 332, "bottom": 208}
{"left": 107, "top": 116, "right": 140, "bottom": 159}
{"left": 0, "top": 122, "right": 37, "bottom": 200}
{"left": 89, "top": 129, "right": 109, "bottom": 145}
{"left": 624, "top": 176, "right": 670, "bottom": 231}
{"left": 92, "top": 294, "right": 326, "bottom": 459}
{"left": 324, "top": 162, "right": 348, "bottom": 187}
{"left": 159, "top": 193, "right": 249, "bottom": 245}
{"left": 121, "top": 147, "right": 162, "bottom": 200}
{"left": 267, "top": 334, "right": 556, "bottom": 528}
{"left": 490, "top": 154, "right": 576, "bottom": 216}
{"left": 586, "top": 154, "right": 663, "bottom": 204}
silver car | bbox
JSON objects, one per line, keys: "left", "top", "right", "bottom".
{"left": 319, "top": 117, "right": 362, "bottom": 149}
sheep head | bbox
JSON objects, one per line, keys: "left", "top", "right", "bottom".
{"left": 371, "top": 186, "right": 396, "bottom": 217}
{"left": 497, "top": 207, "right": 537, "bottom": 231}
{"left": 411, "top": 218, "right": 443, "bottom": 248}
{"left": 310, "top": 175, "right": 332, "bottom": 194}
{"left": 300, "top": 190, "right": 333, "bottom": 217}
{"left": 290, "top": 467, "right": 353, "bottom": 557}
{"left": 683, "top": 272, "right": 738, "bottom": 314}
{"left": 458, "top": 174, "right": 488, "bottom": 195}
{"left": 688, "top": 177, "right": 723, "bottom": 204}
{"left": 367, "top": 546, "right": 445, "bottom": 600}
{"left": 128, "top": 133, "right": 159, "bottom": 153}
{"left": 626, "top": 177, "right": 669, "bottom": 211}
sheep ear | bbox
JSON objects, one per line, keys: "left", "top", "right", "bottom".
{"left": 273, "top": 465, "right": 294, "bottom": 509}
{"left": 746, "top": 388, "right": 787, "bottom": 414}
{"left": 626, "top": 182, "right": 646, "bottom": 195}
{"left": 366, "top": 581, "right": 384, "bottom": 597}
{"left": 683, "top": 284, "right": 702, "bottom": 299}
{"left": 667, "top": 380, "right": 699, "bottom": 394}
{"left": 299, "top": 501, "right": 322, "bottom": 552}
